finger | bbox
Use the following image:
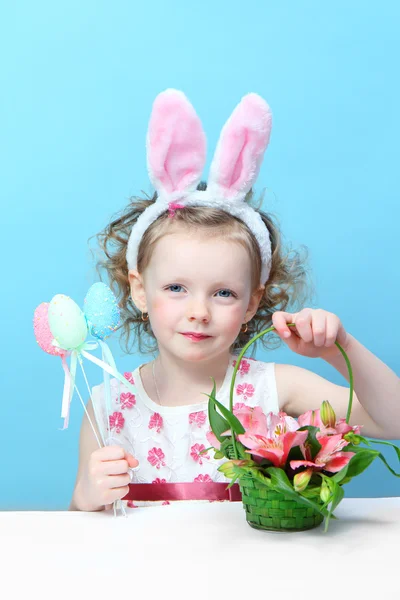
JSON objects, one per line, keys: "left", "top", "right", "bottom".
{"left": 126, "top": 453, "right": 139, "bottom": 468}
{"left": 108, "top": 473, "right": 132, "bottom": 489}
{"left": 93, "top": 445, "right": 125, "bottom": 462}
{"left": 102, "top": 459, "right": 131, "bottom": 476}
{"left": 293, "top": 309, "right": 313, "bottom": 343}
{"left": 311, "top": 310, "right": 327, "bottom": 347}
{"left": 272, "top": 311, "right": 294, "bottom": 338}
{"left": 105, "top": 485, "right": 130, "bottom": 505}
{"left": 102, "top": 456, "right": 139, "bottom": 475}
{"left": 325, "top": 315, "right": 340, "bottom": 347}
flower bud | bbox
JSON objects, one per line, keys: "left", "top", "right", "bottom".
{"left": 320, "top": 479, "right": 331, "bottom": 503}
{"left": 344, "top": 432, "right": 361, "bottom": 445}
{"left": 293, "top": 468, "right": 312, "bottom": 492}
{"left": 218, "top": 459, "right": 248, "bottom": 479}
{"left": 321, "top": 400, "right": 336, "bottom": 428}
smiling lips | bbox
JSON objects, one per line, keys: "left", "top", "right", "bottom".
{"left": 181, "top": 332, "right": 211, "bottom": 341}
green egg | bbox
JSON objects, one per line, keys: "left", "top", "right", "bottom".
{"left": 48, "top": 294, "right": 88, "bottom": 350}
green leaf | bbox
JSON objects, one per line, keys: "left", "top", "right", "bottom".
{"left": 212, "top": 395, "right": 245, "bottom": 436}
{"left": 247, "top": 468, "right": 272, "bottom": 487}
{"left": 226, "top": 475, "right": 239, "bottom": 489}
{"left": 324, "top": 478, "right": 345, "bottom": 533}
{"left": 213, "top": 450, "right": 225, "bottom": 460}
{"left": 376, "top": 452, "right": 400, "bottom": 477}
{"left": 199, "top": 446, "right": 214, "bottom": 454}
{"left": 299, "top": 485, "right": 323, "bottom": 499}
{"left": 265, "top": 467, "right": 331, "bottom": 520}
{"left": 207, "top": 379, "right": 230, "bottom": 443}
{"left": 218, "top": 459, "right": 255, "bottom": 480}
{"left": 368, "top": 439, "right": 400, "bottom": 463}
{"left": 332, "top": 448, "right": 379, "bottom": 483}
{"left": 297, "top": 426, "right": 322, "bottom": 459}
{"left": 286, "top": 444, "right": 304, "bottom": 463}
{"left": 220, "top": 438, "right": 248, "bottom": 460}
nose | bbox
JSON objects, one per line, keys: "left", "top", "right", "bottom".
{"left": 187, "top": 297, "right": 211, "bottom": 323}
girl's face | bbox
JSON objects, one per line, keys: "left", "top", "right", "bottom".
{"left": 129, "top": 230, "right": 264, "bottom": 362}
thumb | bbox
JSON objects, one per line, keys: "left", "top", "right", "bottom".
{"left": 125, "top": 452, "right": 139, "bottom": 468}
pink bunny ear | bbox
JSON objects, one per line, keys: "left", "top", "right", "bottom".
{"left": 146, "top": 89, "right": 207, "bottom": 197}
{"left": 207, "top": 93, "right": 272, "bottom": 200}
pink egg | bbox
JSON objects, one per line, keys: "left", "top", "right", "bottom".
{"left": 33, "top": 302, "right": 66, "bottom": 357}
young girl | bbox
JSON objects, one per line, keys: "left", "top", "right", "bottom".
{"left": 69, "top": 90, "right": 399, "bottom": 512}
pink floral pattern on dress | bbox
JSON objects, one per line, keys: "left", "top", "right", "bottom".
{"left": 124, "top": 372, "right": 135, "bottom": 385}
{"left": 189, "top": 411, "right": 207, "bottom": 428}
{"left": 109, "top": 411, "right": 124, "bottom": 433}
{"left": 194, "top": 474, "right": 213, "bottom": 483}
{"left": 162, "top": 501, "right": 171, "bottom": 506}
{"left": 120, "top": 392, "right": 136, "bottom": 409}
{"left": 148, "top": 447, "right": 166, "bottom": 469}
{"left": 233, "top": 402, "right": 246, "bottom": 412}
{"left": 190, "top": 444, "right": 209, "bottom": 465}
{"left": 232, "top": 358, "right": 251, "bottom": 377}
{"left": 127, "top": 501, "right": 138, "bottom": 508}
{"left": 236, "top": 382, "right": 255, "bottom": 401}
{"left": 152, "top": 478, "right": 167, "bottom": 484}
{"left": 149, "top": 413, "right": 163, "bottom": 434}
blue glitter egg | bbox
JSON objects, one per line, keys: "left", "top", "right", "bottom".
{"left": 84, "top": 282, "right": 121, "bottom": 340}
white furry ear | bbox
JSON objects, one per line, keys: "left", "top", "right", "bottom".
{"left": 207, "top": 93, "right": 272, "bottom": 201}
{"left": 146, "top": 89, "right": 207, "bottom": 198}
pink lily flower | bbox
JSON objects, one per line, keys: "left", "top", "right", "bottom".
{"left": 290, "top": 434, "right": 355, "bottom": 473}
{"left": 298, "top": 407, "right": 362, "bottom": 437}
{"left": 297, "top": 408, "right": 325, "bottom": 430}
{"left": 267, "top": 411, "right": 301, "bottom": 438}
{"left": 238, "top": 429, "right": 309, "bottom": 468}
{"left": 222, "top": 409, "right": 300, "bottom": 445}
{"left": 233, "top": 405, "right": 268, "bottom": 436}
{"left": 206, "top": 430, "right": 221, "bottom": 451}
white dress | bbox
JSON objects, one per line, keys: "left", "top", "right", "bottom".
{"left": 91, "top": 354, "right": 281, "bottom": 507}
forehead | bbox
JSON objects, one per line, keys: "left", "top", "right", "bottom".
{"left": 148, "top": 231, "right": 252, "bottom": 282}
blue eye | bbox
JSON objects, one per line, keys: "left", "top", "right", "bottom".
{"left": 165, "top": 285, "right": 236, "bottom": 298}
{"left": 216, "top": 289, "right": 234, "bottom": 298}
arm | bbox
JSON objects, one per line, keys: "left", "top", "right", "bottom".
{"left": 69, "top": 399, "right": 139, "bottom": 511}
{"left": 69, "top": 399, "right": 106, "bottom": 511}
{"left": 272, "top": 309, "right": 400, "bottom": 440}
{"left": 275, "top": 362, "right": 399, "bottom": 440}
{"left": 324, "top": 333, "right": 400, "bottom": 438}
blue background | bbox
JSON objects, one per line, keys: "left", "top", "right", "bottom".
{"left": 1, "top": 1, "right": 399, "bottom": 509}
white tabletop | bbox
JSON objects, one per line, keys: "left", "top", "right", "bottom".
{"left": 2, "top": 498, "right": 399, "bottom": 600}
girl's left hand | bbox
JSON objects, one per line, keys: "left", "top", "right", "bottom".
{"left": 272, "top": 308, "right": 351, "bottom": 361}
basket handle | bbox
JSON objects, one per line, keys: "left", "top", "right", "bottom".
{"left": 229, "top": 323, "right": 354, "bottom": 424}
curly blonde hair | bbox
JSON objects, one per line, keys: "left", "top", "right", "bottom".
{"left": 91, "top": 183, "right": 316, "bottom": 358}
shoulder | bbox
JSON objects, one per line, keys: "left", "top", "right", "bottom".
{"left": 91, "top": 374, "right": 134, "bottom": 402}
{"left": 231, "top": 356, "right": 283, "bottom": 411}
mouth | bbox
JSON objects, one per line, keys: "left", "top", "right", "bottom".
{"left": 180, "top": 332, "right": 212, "bottom": 341}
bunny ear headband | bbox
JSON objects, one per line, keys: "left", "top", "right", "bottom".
{"left": 126, "top": 89, "right": 273, "bottom": 285}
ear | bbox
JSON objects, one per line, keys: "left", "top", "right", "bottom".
{"left": 244, "top": 284, "right": 265, "bottom": 322}
{"left": 146, "top": 89, "right": 207, "bottom": 198}
{"left": 207, "top": 93, "right": 272, "bottom": 201}
{"left": 128, "top": 270, "right": 147, "bottom": 312}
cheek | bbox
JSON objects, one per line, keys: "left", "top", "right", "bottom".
{"left": 149, "top": 296, "right": 180, "bottom": 324}
{"left": 219, "top": 305, "right": 245, "bottom": 333}
{"left": 150, "top": 298, "right": 169, "bottom": 320}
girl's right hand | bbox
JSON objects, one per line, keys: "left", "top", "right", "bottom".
{"left": 77, "top": 445, "right": 139, "bottom": 511}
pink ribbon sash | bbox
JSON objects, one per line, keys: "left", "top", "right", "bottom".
{"left": 123, "top": 482, "right": 242, "bottom": 502}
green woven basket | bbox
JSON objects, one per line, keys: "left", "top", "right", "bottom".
{"left": 239, "top": 477, "right": 324, "bottom": 532}
{"left": 226, "top": 323, "right": 355, "bottom": 533}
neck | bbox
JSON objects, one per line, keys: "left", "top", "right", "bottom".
{"left": 151, "top": 349, "right": 233, "bottom": 407}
